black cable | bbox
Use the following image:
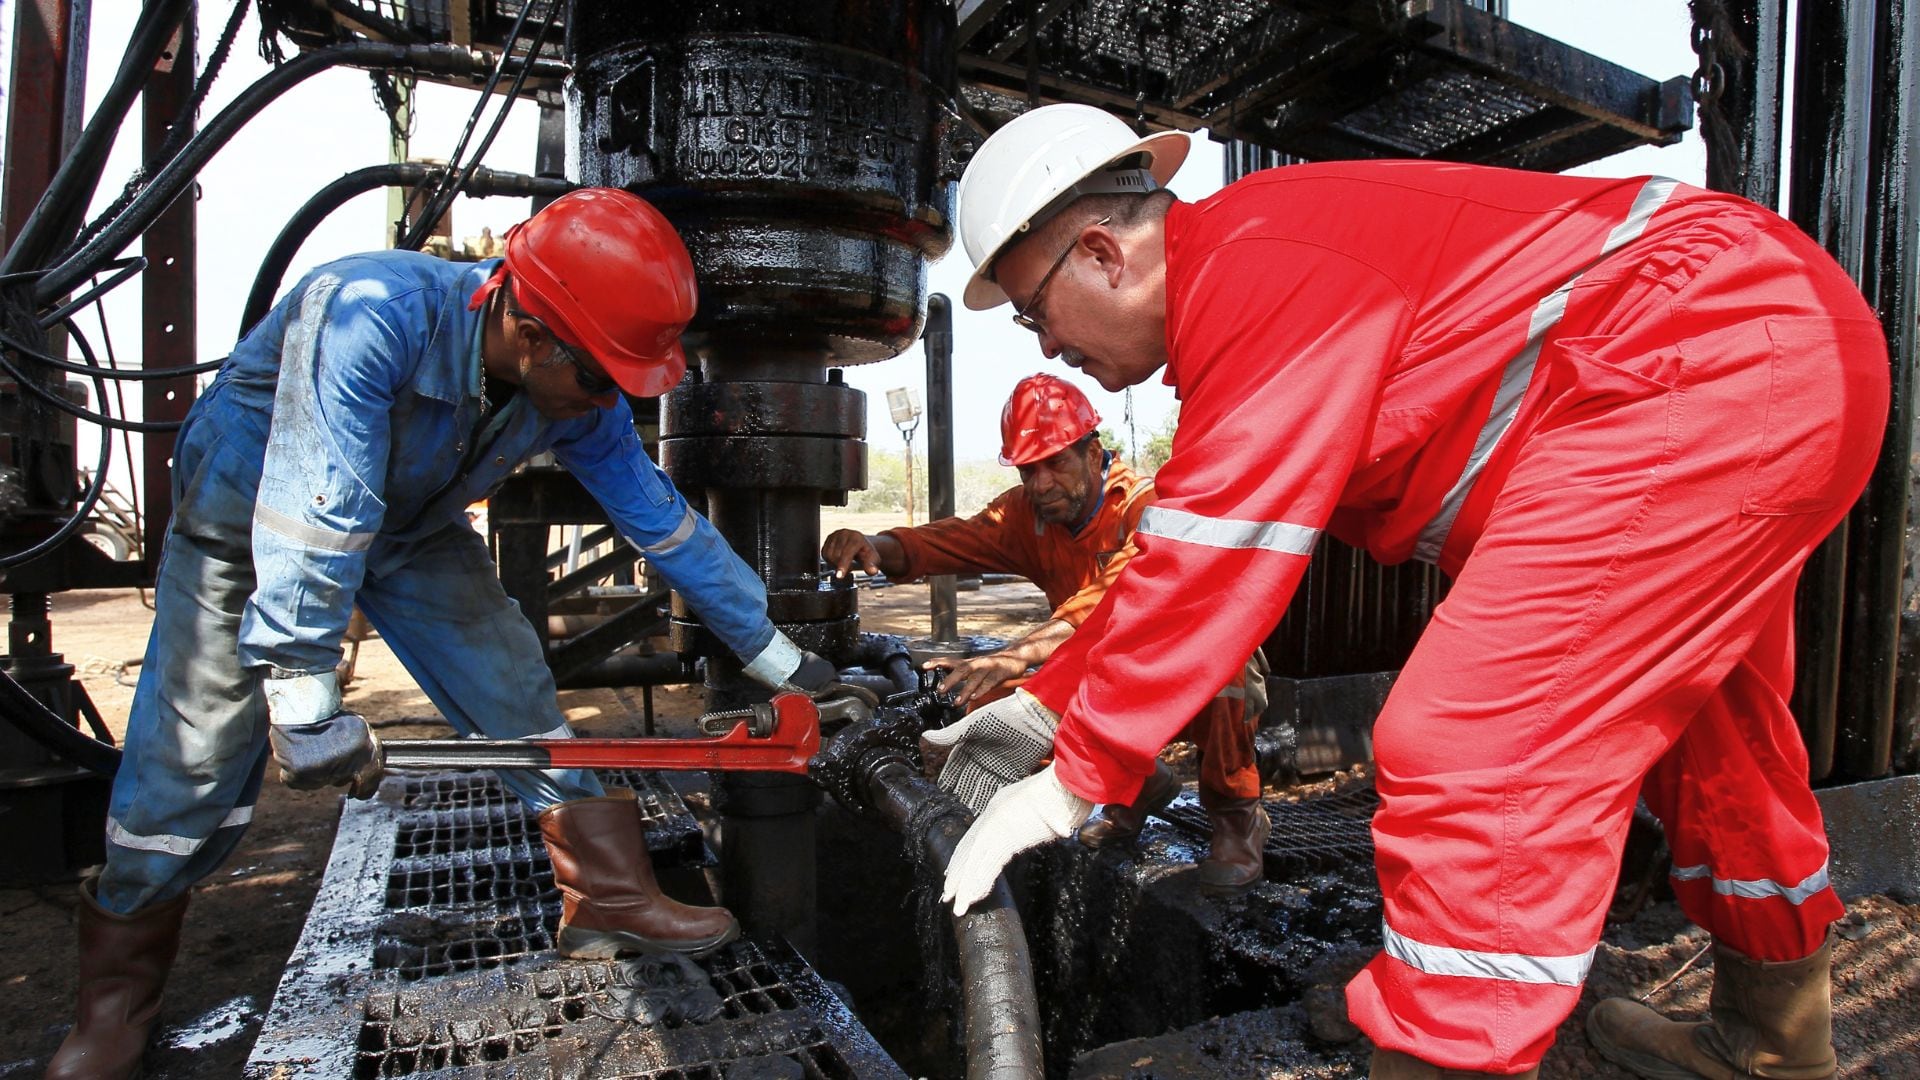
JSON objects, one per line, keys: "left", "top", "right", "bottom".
{"left": 92, "top": 292, "right": 146, "bottom": 560}
{"left": 400, "top": 0, "right": 556, "bottom": 251}
{"left": 0, "top": 667, "right": 120, "bottom": 775}
{"left": 0, "top": 331, "right": 115, "bottom": 567}
{"left": 35, "top": 257, "right": 146, "bottom": 329}
{"left": 33, "top": 42, "right": 535, "bottom": 303}
{"left": 0, "top": 327, "right": 223, "bottom": 381}
{"left": 0, "top": 330, "right": 185, "bottom": 432}
{"left": 244, "top": 163, "right": 574, "bottom": 335}
{"left": 0, "top": 0, "right": 193, "bottom": 277}
{"left": 398, "top": 0, "right": 539, "bottom": 247}
{"left": 64, "top": 0, "right": 255, "bottom": 260}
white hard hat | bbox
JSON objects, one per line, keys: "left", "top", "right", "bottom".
{"left": 956, "top": 103, "right": 1192, "bottom": 310}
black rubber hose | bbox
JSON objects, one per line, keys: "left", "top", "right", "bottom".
{"left": 0, "top": 667, "right": 121, "bottom": 775}
{"left": 241, "top": 163, "right": 574, "bottom": 335}
{"left": 867, "top": 762, "right": 1046, "bottom": 1080}
{"left": 35, "top": 43, "right": 568, "bottom": 303}
{"left": 0, "top": 0, "right": 193, "bottom": 277}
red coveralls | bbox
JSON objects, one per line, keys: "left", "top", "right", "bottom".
{"left": 1020, "top": 163, "right": 1887, "bottom": 1071}
{"left": 884, "top": 456, "right": 1262, "bottom": 803}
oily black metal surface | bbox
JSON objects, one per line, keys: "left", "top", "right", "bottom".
{"left": 567, "top": 0, "right": 961, "bottom": 364}
{"left": 1702, "top": 0, "right": 1790, "bottom": 206}
{"left": 956, "top": 0, "right": 1688, "bottom": 171}
{"left": 809, "top": 675, "right": 960, "bottom": 819}
{"left": 1786, "top": 0, "right": 1875, "bottom": 784}
{"left": 1837, "top": 0, "right": 1919, "bottom": 782}
{"left": 249, "top": 768, "right": 903, "bottom": 1079}
{"left": 661, "top": 380, "right": 866, "bottom": 439}
{"left": 1157, "top": 784, "right": 1379, "bottom": 879}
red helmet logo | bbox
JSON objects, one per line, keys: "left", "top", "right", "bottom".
{"left": 502, "top": 188, "right": 696, "bottom": 398}
{"left": 999, "top": 373, "right": 1101, "bottom": 466}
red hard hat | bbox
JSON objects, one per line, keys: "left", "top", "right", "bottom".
{"left": 999, "top": 373, "right": 1101, "bottom": 467}
{"left": 501, "top": 188, "right": 696, "bottom": 398}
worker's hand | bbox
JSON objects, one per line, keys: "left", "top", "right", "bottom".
{"left": 268, "top": 711, "right": 383, "bottom": 799}
{"left": 263, "top": 668, "right": 381, "bottom": 798}
{"left": 941, "top": 765, "right": 1092, "bottom": 915}
{"left": 920, "top": 688, "right": 1059, "bottom": 812}
{"left": 926, "top": 653, "right": 1030, "bottom": 709}
{"left": 783, "top": 650, "right": 840, "bottom": 694}
{"left": 821, "top": 529, "right": 882, "bottom": 579}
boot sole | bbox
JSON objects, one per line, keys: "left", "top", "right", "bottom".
{"left": 556, "top": 921, "right": 741, "bottom": 961}
{"left": 1583, "top": 1010, "right": 1714, "bottom": 1080}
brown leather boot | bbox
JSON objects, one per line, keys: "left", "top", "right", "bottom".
{"left": 539, "top": 794, "right": 739, "bottom": 959}
{"left": 1371, "top": 1048, "right": 1539, "bottom": 1079}
{"left": 1197, "top": 796, "right": 1270, "bottom": 895}
{"left": 46, "top": 881, "right": 190, "bottom": 1080}
{"left": 1587, "top": 936, "right": 1835, "bottom": 1080}
{"left": 1077, "top": 764, "right": 1180, "bottom": 849}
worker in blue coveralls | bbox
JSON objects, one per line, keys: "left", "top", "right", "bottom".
{"left": 46, "top": 188, "right": 838, "bottom": 1080}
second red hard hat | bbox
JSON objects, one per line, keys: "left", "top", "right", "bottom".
{"left": 999, "top": 373, "right": 1101, "bottom": 467}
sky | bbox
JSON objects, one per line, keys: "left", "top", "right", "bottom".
{"left": 4, "top": 1, "right": 1709, "bottom": 499}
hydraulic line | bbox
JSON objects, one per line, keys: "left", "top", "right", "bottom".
{"left": 0, "top": 0, "right": 192, "bottom": 277}
{"left": 242, "top": 163, "right": 574, "bottom": 335}
{"left": 33, "top": 42, "right": 567, "bottom": 304}
{"left": 0, "top": 665, "right": 120, "bottom": 775}
{"left": 866, "top": 762, "right": 1046, "bottom": 1080}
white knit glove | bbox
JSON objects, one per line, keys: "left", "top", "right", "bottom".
{"left": 921, "top": 688, "right": 1060, "bottom": 813}
{"left": 941, "top": 764, "right": 1093, "bottom": 915}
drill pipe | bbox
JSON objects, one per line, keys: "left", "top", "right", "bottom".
{"left": 864, "top": 759, "right": 1043, "bottom": 1080}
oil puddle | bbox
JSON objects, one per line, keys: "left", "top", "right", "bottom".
{"left": 159, "top": 995, "right": 261, "bottom": 1050}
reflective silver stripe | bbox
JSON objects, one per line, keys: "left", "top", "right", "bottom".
{"left": 1670, "top": 862, "right": 1831, "bottom": 905}
{"left": 107, "top": 805, "right": 254, "bottom": 857}
{"left": 1414, "top": 177, "right": 1681, "bottom": 564}
{"left": 256, "top": 504, "right": 375, "bottom": 553}
{"left": 1383, "top": 921, "right": 1594, "bottom": 987}
{"left": 635, "top": 506, "right": 699, "bottom": 557}
{"left": 1137, "top": 506, "right": 1319, "bottom": 556}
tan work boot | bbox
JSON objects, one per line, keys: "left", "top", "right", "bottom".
{"left": 1197, "top": 796, "right": 1270, "bottom": 895}
{"left": 1077, "top": 764, "right": 1180, "bottom": 849}
{"left": 46, "top": 881, "right": 190, "bottom": 1080}
{"left": 1371, "top": 1048, "right": 1538, "bottom": 1078}
{"left": 539, "top": 794, "right": 739, "bottom": 958}
{"left": 1586, "top": 936, "right": 1835, "bottom": 1080}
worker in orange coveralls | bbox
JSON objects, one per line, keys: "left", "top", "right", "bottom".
{"left": 929, "top": 104, "right": 1887, "bottom": 1079}
{"left": 822, "top": 373, "right": 1272, "bottom": 894}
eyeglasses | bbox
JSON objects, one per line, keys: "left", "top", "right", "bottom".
{"left": 510, "top": 308, "right": 620, "bottom": 396}
{"left": 1010, "top": 215, "right": 1111, "bottom": 335}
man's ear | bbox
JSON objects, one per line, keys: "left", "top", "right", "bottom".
{"left": 1081, "top": 223, "right": 1127, "bottom": 288}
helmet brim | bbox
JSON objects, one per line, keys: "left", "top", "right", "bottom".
{"left": 963, "top": 128, "right": 1193, "bottom": 312}
{"left": 602, "top": 337, "right": 687, "bottom": 398}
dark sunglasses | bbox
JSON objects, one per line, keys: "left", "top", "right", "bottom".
{"left": 510, "top": 308, "right": 620, "bottom": 396}
{"left": 1010, "top": 214, "right": 1112, "bottom": 335}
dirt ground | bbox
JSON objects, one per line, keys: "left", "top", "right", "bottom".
{"left": 3, "top": 570, "right": 1919, "bottom": 1078}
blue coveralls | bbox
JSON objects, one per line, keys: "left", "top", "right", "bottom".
{"left": 99, "top": 251, "right": 780, "bottom": 913}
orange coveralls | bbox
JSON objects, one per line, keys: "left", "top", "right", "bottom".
{"left": 883, "top": 456, "right": 1263, "bottom": 804}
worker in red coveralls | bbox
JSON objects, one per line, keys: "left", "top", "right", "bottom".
{"left": 926, "top": 103, "right": 1886, "bottom": 1080}
{"left": 822, "top": 373, "right": 1272, "bottom": 894}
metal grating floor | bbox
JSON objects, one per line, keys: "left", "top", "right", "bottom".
{"left": 1157, "top": 783, "right": 1378, "bottom": 877}
{"left": 248, "top": 770, "right": 903, "bottom": 1079}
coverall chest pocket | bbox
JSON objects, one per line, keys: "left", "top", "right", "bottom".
{"left": 1731, "top": 316, "right": 1888, "bottom": 517}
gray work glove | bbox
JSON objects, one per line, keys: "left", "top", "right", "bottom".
{"left": 264, "top": 669, "right": 382, "bottom": 798}
{"left": 784, "top": 650, "right": 839, "bottom": 694}
{"left": 920, "top": 688, "right": 1061, "bottom": 813}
